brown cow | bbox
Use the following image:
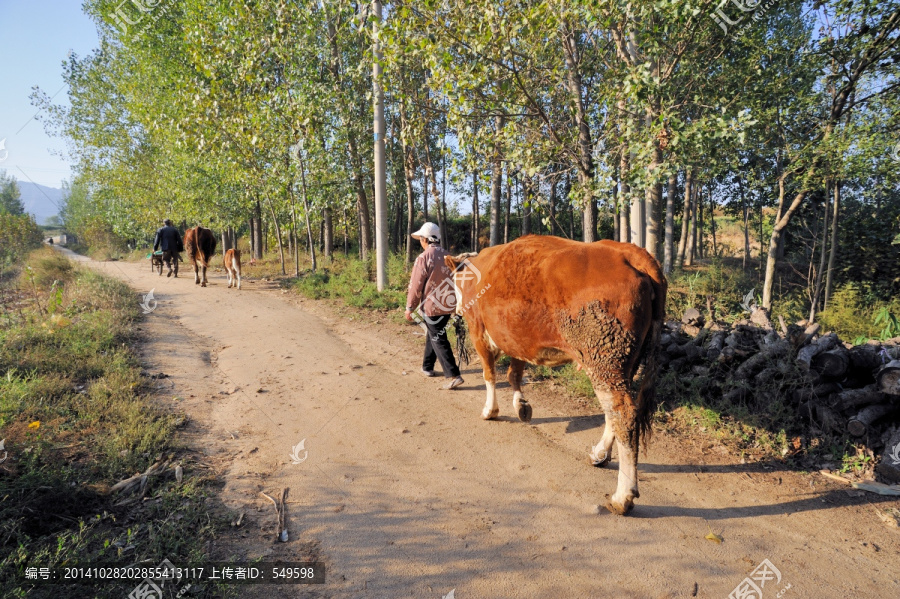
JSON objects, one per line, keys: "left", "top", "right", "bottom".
{"left": 224, "top": 248, "right": 242, "bottom": 290}
{"left": 183, "top": 226, "right": 216, "bottom": 287}
{"left": 446, "top": 235, "right": 666, "bottom": 515}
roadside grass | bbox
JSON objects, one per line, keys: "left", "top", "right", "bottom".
{"left": 293, "top": 253, "right": 408, "bottom": 313}
{"left": 0, "top": 248, "right": 228, "bottom": 598}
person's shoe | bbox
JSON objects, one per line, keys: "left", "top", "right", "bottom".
{"left": 421, "top": 369, "right": 439, "bottom": 378}
{"left": 443, "top": 376, "right": 464, "bottom": 390}
{"left": 166, "top": 268, "right": 173, "bottom": 277}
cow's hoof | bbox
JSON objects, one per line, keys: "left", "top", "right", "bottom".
{"left": 482, "top": 408, "right": 499, "bottom": 420}
{"left": 201, "top": 282, "right": 207, "bottom": 287}
{"left": 604, "top": 498, "right": 634, "bottom": 516}
{"left": 516, "top": 401, "right": 532, "bottom": 423}
{"left": 590, "top": 450, "right": 611, "bottom": 468}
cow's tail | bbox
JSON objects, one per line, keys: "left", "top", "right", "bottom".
{"left": 634, "top": 262, "right": 667, "bottom": 453}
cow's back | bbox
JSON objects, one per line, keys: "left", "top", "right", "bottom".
{"left": 464, "top": 236, "right": 662, "bottom": 368}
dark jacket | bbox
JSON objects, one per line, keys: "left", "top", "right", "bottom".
{"left": 153, "top": 225, "right": 183, "bottom": 252}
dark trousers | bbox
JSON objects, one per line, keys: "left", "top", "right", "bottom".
{"left": 423, "top": 314, "right": 460, "bottom": 378}
{"left": 162, "top": 250, "right": 179, "bottom": 274}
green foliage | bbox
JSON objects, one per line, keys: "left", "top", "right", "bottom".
{"left": 295, "top": 254, "right": 407, "bottom": 310}
{"left": 0, "top": 212, "right": 44, "bottom": 272}
{"left": 0, "top": 254, "right": 225, "bottom": 597}
{"left": 666, "top": 259, "right": 758, "bottom": 322}
{"left": 817, "top": 283, "right": 900, "bottom": 342}
{"left": 0, "top": 170, "right": 25, "bottom": 216}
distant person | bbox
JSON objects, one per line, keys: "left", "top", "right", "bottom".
{"left": 153, "top": 219, "right": 183, "bottom": 277}
{"left": 405, "top": 222, "right": 464, "bottom": 390}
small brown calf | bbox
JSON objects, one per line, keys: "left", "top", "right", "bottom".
{"left": 224, "top": 249, "right": 242, "bottom": 290}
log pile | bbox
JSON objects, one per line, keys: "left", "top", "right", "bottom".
{"left": 659, "top": 307, "right": 900, "bottom": 479}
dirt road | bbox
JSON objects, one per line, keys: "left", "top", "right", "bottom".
{"left": 67, "top": 249, "right": 899, "bottom": 598}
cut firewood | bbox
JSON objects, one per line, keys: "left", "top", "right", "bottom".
{"left": 848, "top": 343, "right": 881, "bottom": 376}
{"left": 831, "top": 385, "right": 886, "bottom": 413}
{"left": 876, "top": 360, "right": 900, "bottom": 396}
{"left": 848, "top": 404, "right": 895, "bottom": 437}
{"left": 814, "top": 405, "right": 844, "bottom": 435}
{"left": 811, "top": 348, "right": 850, "bottom": 380}
{"left": 793, "top": 382, "right": 842, "bottom": 404}
{"left": 851, "top": 481, "right": 900, "bottom": 496}
{"left": 797, "top": 333, "right": 838, "bottom": 366}
{"left": 819, "top": 470, "right": 852, "bottom": 485}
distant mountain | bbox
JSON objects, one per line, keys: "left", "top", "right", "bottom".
{"left": 17, "top": 182, "right": 62, "bottom": 225}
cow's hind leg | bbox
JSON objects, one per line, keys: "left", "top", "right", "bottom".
{"left": 606, "top": 388, "right": 641, "bottom": 515}
{"left": 201, "top": 265, "right": 208, "bottom": 287}
{"left": 193, "top": 261, "right": 200, "bottom": 285}
{"left": 234, "top": 261, "right": 241, "bottom": 290}
{"left": 508, "top": 358, "right": 532, "bottom": 422}
{"left": 589, "top": 391, "right": 616, "bottom": 467}
{"left": 472, "top": 332, "right": 499, "bottom": 420}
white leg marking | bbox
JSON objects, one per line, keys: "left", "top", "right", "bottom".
{"left": 482, "top": 381, "right": 499, "bottom": 420}
{"left": 610, "top": 438, "right": 639, "bottom": 512}
{"left": 236, "top": 265, "right": 241, "bottom": 290}
{"left": 512, "top": 390, "right": 523, "bottom": 411}
{"left": 590, "top": 418, "right": 616, "bottom": 466}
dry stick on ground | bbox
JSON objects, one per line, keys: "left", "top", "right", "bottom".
{"left": 111, "top": 455, "right": 173, "bottom": 504}
{"left": 260, "top": 488, "right": 290, "bottom": 542}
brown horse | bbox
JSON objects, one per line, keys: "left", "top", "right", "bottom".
{"left": 183, "top": 226, "right": 216, "bottom": 287}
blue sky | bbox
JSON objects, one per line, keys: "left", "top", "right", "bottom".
{"left": 0, "top": 1, "right": 100, "bottom": 188}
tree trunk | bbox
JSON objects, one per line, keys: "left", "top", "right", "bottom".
{"left": 824, "top": 180, "right": 841, "bottom": 310}
{"left": 739, "top": 173, "right": 750, "bottom": 270}
{"left": 613, "top": 164, "right": 621, "bottom": 242}
{"left": 774, "top": 148, "right": 786, "bottom": 260}
{"left": 398, "top": 97, "right": 417, "bottom": 266}
{"left": 697, "top": 182, "right": 704, "bottom": 259}
{"left": 254, "top": 198, "right": 264, "bottom": 260}
{"left": 422, "top": 140, "right": 445, "bottom": 249}
{"left": 473, "top": 170, "right": 480, "bottom": 251}
{"left": 549, "top": 175, "right": 557, "bottom": 236}
{"left": 297, "top": 151, "right": 317, "bottom": 274}
{"left": 644, "top": 105, "right": 662, "bottom": 259}
{"left": 326, "top": 14, "right": 370, "bottom": 259}
{"left": 676, "top": 169, "right": 693, "bottom": 266}
{"left": 619, "top": 144, "right": 631, "bottom": 244}
{"left": 809, "top": 181, "right": 831, "bottom": 323}
{"left": 263, "top": 195, "right": 285, "bottom": 275}
{"left": 324, "top": 207, "right": 334, "bottom": 259}
{"left": 709, "top": 186, "right": 718, "bottom": 258}
{"left": 490, "top": 116, "right": 503, "bottom": 246}
{"left": 504, "top": 168, "right": 512, "bottom": 244}
{"left": 762, "top": 186, "right": 809, "bottom": 309}
{"left": 684, "top": 180, "right": 698, "bottom": 267}
{"left": 343, "top": 208, "right": 349, "bottom": 257}
{"left": 522, "top": 177, "right": 532, "bottom": 236}
{"left": 560, "top": 22, "right": 595, "bottom": 243}
{"left": 663, "top": 173, "right": 676, "bottom": 273}
{"left": 422, "top": 166, "right": 428, "bottom": 221}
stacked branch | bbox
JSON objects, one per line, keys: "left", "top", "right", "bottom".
{"left": 660, "top": 308, "right": 900, "bottom": 479}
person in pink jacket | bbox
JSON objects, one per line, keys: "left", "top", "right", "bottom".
{"left": 404, "top": 222, "right": 464, "bottom": 390}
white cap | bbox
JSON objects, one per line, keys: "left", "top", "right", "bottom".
{"left": 411, "top": 222, "right": 441, "bottom": 243}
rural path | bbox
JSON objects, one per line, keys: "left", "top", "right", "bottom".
{"left": 61, "top": 247, "right": 899, "bottom": 598}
